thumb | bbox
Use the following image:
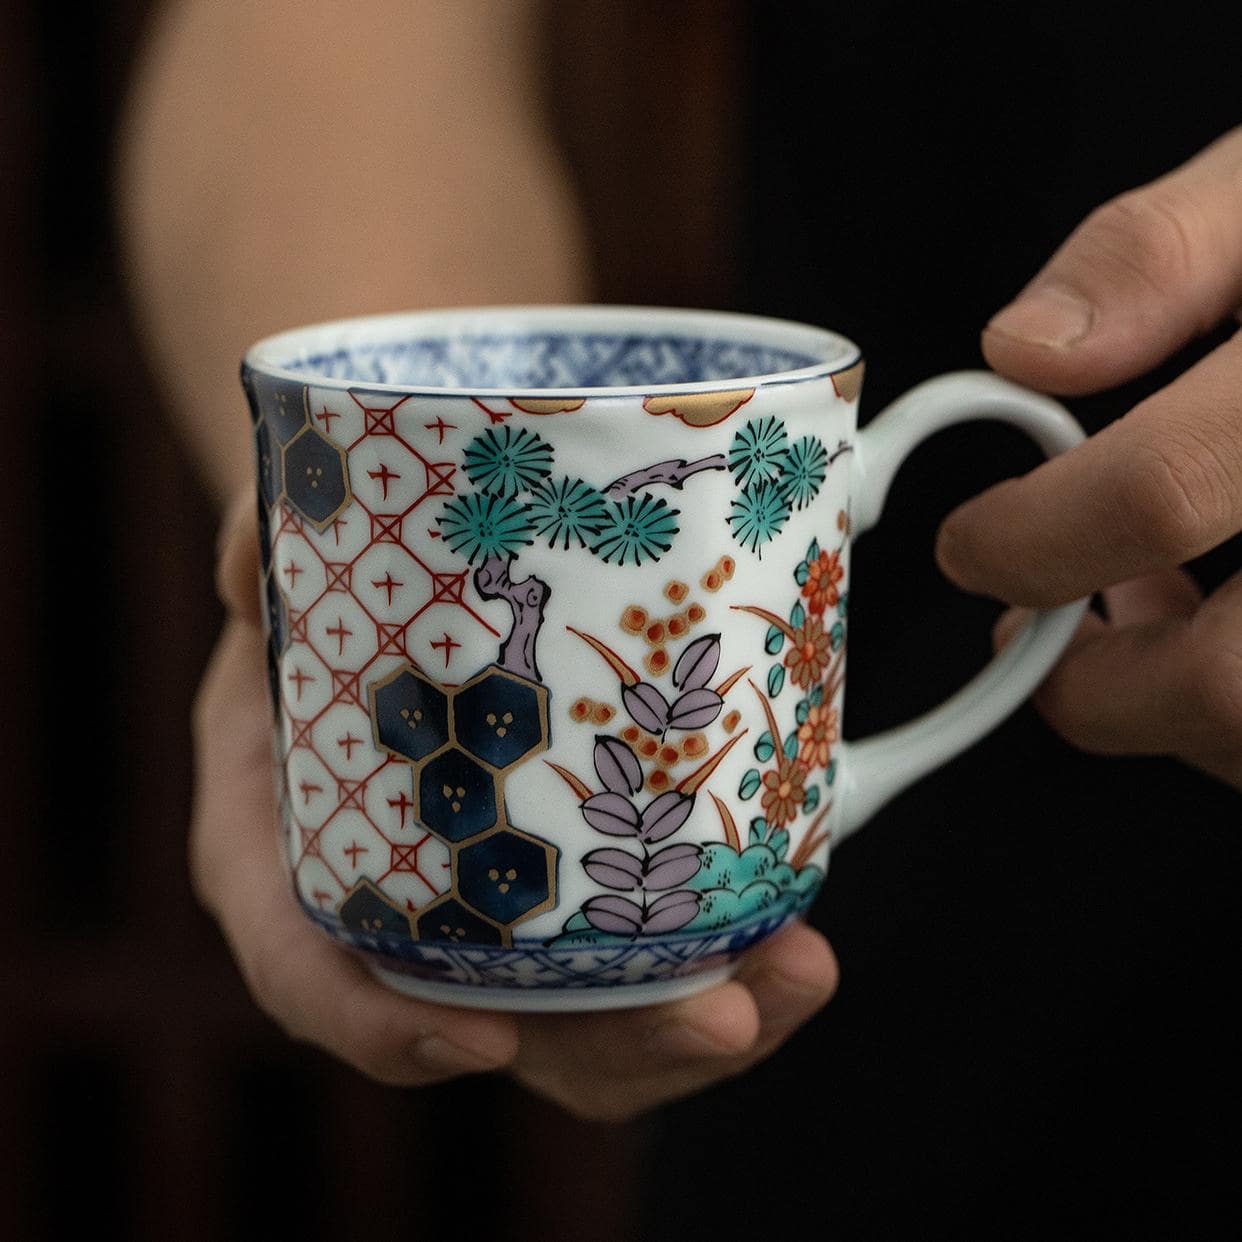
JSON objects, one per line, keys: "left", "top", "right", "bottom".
{"left": 983, "top": 126, "right": 1242, "bottom": 396}
{"left": 215, "top": 489, "right": 263, "bottom": 627}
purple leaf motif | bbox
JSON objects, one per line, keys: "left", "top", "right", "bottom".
{"left": 593, "top": 735, "right": 643, "bottom": 796}
{"left": 581, "top": 792, "right": 641, "bottom": 836}
{"left": 643, "top": 842, "right": 702, "bottom": 891}
{"left": 582, "top": 847, "right": 644, "bottom": 891}
{"left": 673, "top": 633, "right": 721, "bottom": 692}
{"left": 639, "top": 790, "right": 695, "bottom": 843}
{"left": 642, "top": 890, "right": 700, "bottom": 934}
{"left": 667, "top": 687, "right": 724, "bottom": 730}
{"left": 622, "top": 681, "right": 670, "bottom": 734}
{"left": 583, "top": 894, "right": 645, "bottom": 936}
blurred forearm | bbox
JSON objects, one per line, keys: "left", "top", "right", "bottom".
{"left": 115, "top": 0, "right": 590, "bottom": 504}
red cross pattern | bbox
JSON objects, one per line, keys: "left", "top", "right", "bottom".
{"left": 260, "top": 389, "right": 502, "bottom": 913}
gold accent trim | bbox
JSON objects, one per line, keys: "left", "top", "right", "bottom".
{"left": 642, "top": 388, "right": 755, "bottom": 427}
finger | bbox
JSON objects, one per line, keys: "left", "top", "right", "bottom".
{"left": 995, "top": 572, "right": 1242, "bottom": 783}
{"left": 729, "top": 921, "right": 838, "bottom": 1058}
{"left": 982, "top": 126, "right": 1242, "bottom": 394}
{"left": 193, "top": 621, "right": 518, "bottom": 1084}
{"left": 216, "top": 489, "right": 262, "bottom": 626}
{"left": 1102, "top": 567, "right": 1202, "bottom": 626}
{"left": 937, "top": 330, "right": 1242, "bottom": 605}
{"left": 512, "top": 923, "right": 836, "bottom": 1122}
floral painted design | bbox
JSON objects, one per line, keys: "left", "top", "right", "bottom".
{"left": 797, "top": 703, "right": 839, "bottom": 770}
{"left": 547, "top": 629, "right": 753, "bottom": 943}
{"left": 802, "top": 548, "right": 844, "bottom": 613}
{"left": 728, "top": 529, "right": 850, "bottom": 875}
{"left": 783, "top": 615, "right": 832, "bottom": 689}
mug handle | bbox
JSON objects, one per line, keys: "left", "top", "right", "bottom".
{"left": 835, "top": 370, "right": 1089, "bottom": 840}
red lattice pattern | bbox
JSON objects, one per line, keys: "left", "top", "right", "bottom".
{"left": 270, "top": 391, "right": 502, "bottom": 911}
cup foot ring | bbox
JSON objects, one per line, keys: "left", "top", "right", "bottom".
{"left": 365, "top": 961, "right": 737, "bottom": 1012}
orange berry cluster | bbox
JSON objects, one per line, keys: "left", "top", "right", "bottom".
{"left": 618, "top": 570, "right": 724, "bottom": 676}
{"left": 568, "top": 697, "right": 617, "bottom": 725}
{"left": 699, "top": 555, "right": 736, "bottom": 593}
{"left": 618, "top": 723, "right": 709, "bottom": 791}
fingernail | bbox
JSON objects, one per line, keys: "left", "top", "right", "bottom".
{"left": 987, "top": 285, "right": 1094, "bottom": 348}
{"left": 413, "top": 1035, "right": 505, "bottom": 1076}
{"left": 993, "top": 607, "right": 1032, "bottom": 650}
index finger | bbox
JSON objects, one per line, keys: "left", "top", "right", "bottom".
{"left": 936, "top": 331, "right": 1242, "bottom": 605}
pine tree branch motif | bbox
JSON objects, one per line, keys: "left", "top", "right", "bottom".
{"left": 437, "top": 417, "right": 846, "bottom": 681}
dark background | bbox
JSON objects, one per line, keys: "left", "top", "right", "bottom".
{"left": 4, "top": 1, "right": 1240, "bottom": 1238}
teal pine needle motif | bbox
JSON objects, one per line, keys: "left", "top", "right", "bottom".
{"left": 527, "top": 476, "right": 610, "bottom": 550}
{"left": 728, "top": 416, "right": 790, "bottom": 487}
{"left": 589, "top": 493, "right": 680, "bottom": 566}
{"left": 437, "top": 491, "right": 534, "bottom": 563}
{"left": 462, "top": 426, "right": 554, "bottom": 497}
{"left": 728, "top": 477, "right": 792, "bottom": 554}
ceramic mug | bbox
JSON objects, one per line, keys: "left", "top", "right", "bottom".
{"left": 241, "top": 306, "right": 1086, "bottom": 1012}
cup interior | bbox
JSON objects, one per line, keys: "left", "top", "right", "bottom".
{"left": 244, "top": 306, "right": 859, "bottom": 394}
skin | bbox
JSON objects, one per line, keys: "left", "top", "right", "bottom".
{"left": 120, "top": 0, "right": 1239, "bottom": 1119}
{"left": 118, "top": 0, "right": 838, "bottom": 1121}
{"left": 940, "top": 126, "right": 1242, "bottom": 792}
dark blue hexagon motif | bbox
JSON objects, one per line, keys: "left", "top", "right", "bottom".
{"left": 371, "top": 665, "right": 450, "bottom": 762}
{"left": 414, "top": 896, "right": 502, "bottom": 946}
{"left": 454, "top": 667, "right": 548, "bottom": 769}
{"left": 418, "top": 747, "right": 497, "bottom": 842}
{"left": 257, "top": 493, "right": 273, "bottom": 576}
{"left": 338, "top": 879, "right": 414, "bottom": 939}
{"left": 245, "top": 368, "right": 309, "bottom": 445}
{"left": 284, "top": 427, "right": 350, "bottom": 529}
{"left": 265, "top": 635, "right": 282, "bottom": 719}
{"left": 457, "top": 827, "right": 557, "bottom": 926}
{"left": 255, "top": 419, "right": 283, "bottom": 509}
{"left": 265, "top": 570, "right": 289, "bottom": 655}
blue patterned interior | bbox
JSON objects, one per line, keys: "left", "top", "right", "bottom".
{"left": 285, "top": 333, "right": 821, "bottom": 388}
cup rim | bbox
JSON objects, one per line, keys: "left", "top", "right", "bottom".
{"left": 241, "top": 304, "right": 862, "bottom": 398}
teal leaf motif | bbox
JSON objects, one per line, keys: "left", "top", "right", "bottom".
{"left": 794, "top": 560, "right": 810, "bottom": 586}
{"left": 739, "top": 769, "right": 761, "bottom": 800}
{"left": 527, "top": 476, "right": 609, "bottom": 551}
{"left": 790, "top": 601, "right": 805, "bottom": 628}
{"left": 795, "top": 698, "right": 811, "bottom": 725}
{"left": 807, "top": 537, "right": 820, "bottom": 562}
{"left": 803, "top": 785, "right": 821, "bottom": 813}
{"left": 590, "top": 493, "right": 680, "bottom": 566}
{"left": 754, "top": 731, "right": 775, "bottom": 763}
{"left": 831, "top": 620, "right": 845, "bottom": 651}
{"left": 809, "top": 683, "right": 824, "bottom": 707}
{"left": 728, "top": 416, "right": 790, "bottom": 487}
{"left": 730, "top": 478, "right": 792, "bottom": 554}
{"left": 767, "top": 663, "right": 785, "bottom": 698}
{"left": 837, "top": 591, "right": 849, "bottom": 618}
{"left": 783, "top": 730, "right": 799, "bottom": 761}
{"left": 769, "top": 829, "right": 790, "bottom": 861}
{"left": 765, "top": 624, "right": 786, "bottom": 655}
{"left": 825, "top": 758, "right": 838, "bottom": 786}
{"left": 462, "top": 426, "right": 553, "bottom": 497}
{"left": 748, "top": 818, "right": 767, "bottom": 847}
{"left": 437, "top": 491, "right": 534, "bottom": 563}
{"left": 780, "top": 436, "right": 829, "bottom": 510}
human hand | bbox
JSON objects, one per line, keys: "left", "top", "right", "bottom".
{"left": 190, "top": 494, "right": 838, "bottom": 1119}
{"left": 936, "top": 127, "right": 1242, "bottom": 790}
